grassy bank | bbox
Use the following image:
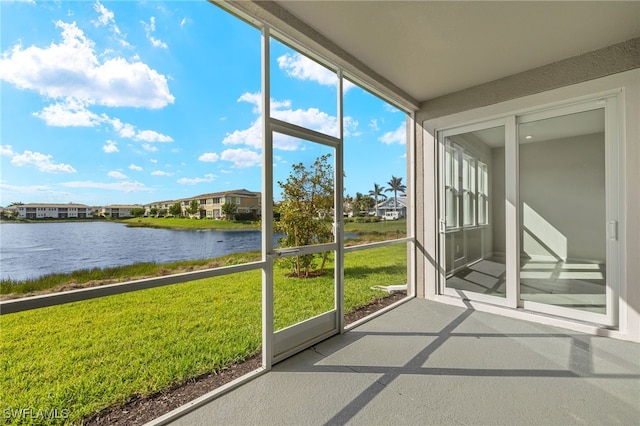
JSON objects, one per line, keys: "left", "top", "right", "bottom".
{"left": 0, "top": 244, "right": 406, "bottom": 425}
{"left": 121, "top": 217, "right": 407, "bottom": 235}
{"left": 0, "top": 251, "right": 261, "bottom": 298}
{"left": 121, "top": 217, "right": 259, "bottom": 230}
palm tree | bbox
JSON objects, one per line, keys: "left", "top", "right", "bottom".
{"left": 369, "top": 183, "right": 387, "bottom": 216}
{"left": 385, "top": 176, "right": 406, "bottom": 212}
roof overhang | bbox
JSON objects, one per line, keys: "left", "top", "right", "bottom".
{"left": 217, "top": 1, "right": 639, "bottom": 111}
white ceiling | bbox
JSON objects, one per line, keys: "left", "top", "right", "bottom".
{"left": 276, "top": 1, "right": 640, "bottom": 103}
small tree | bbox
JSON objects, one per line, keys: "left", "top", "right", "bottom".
{"left": 277, "top": 153, "right": 334, "bottom": 278}
{"left": 221, "top": 202, "right": 237, "bottom": 220}
{"left": 130, "top": 207, "right": 146, "bottom": 217}
{"left": 149, "top": 207, "right": 159, "bottom": 217}
{"left": 187, "top": 200, "right": 199, "bottom": 217}
{"left": 168, "top": 202, "right": 182, "bottom": 217}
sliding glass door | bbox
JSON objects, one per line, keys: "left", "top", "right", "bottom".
{"left": 517, "top": 102, "right": 618, "bottom": 325}
{"left": 439, "top": 120, "right": 511, "bottom": 306}
{"left": 438, "top": 98, "right": 618, "bottom": 326}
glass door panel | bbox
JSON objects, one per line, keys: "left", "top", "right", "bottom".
{"left": 518, "top": 108, "right": 608, "bottom": 315}
{"left": 271, "top": 133, "right": 338, "bottom": 360}
{"left": 441, "top": 125, "right": 507, "bottom": 301}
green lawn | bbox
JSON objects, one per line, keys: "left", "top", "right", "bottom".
{"left": 122, "top": 216, "right": 407, "bottom": 236}
{"left": 121, "top": 217, "right": 260, "bottom": 230}
{"left": 344, "top": 218, "right": 407, "bottom": 241}
{"left": 0, "top": 244, "right": 406, "bottom": 425}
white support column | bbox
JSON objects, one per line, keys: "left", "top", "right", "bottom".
{"left": 261, "top": 25, "right": 274, "bottom": 369}
{"left": 407, "top": 112, "right": 417, "bottom": 298}
{"left": 336, "top": 69, "right": 345, "bottom": 332}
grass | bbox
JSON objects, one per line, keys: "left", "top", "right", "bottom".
{"left": 344, "top": 219, "right": 407, "bottom": 243}
{"left": 121, "top": 217, "right": 259, "bottom": 230}
{"left": 0, "top": 244, "right": 406, "bottom": 425}
{"left": 122, "top": 217, "right": 406, "bottom": 235}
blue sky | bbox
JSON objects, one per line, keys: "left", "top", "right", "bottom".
{"left": 0, "top": 0, "right": 407, "bottom": 207}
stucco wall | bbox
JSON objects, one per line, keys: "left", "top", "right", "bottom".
{"left": 419, "top": 38, "right": 639, "bottom": 121}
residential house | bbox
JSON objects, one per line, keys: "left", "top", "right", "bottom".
{"left": 15, "top": 203, "right": 94, "bottom": 219}
{"left": 374, "top": 196, "right": 407, "bottom": 218}
{"left": 144, "top": 189, "right": 261, "bottom": 219}
{"left": 202, "top": 189, "right": 261, "bottom": 219}
{"left": 101, "top": 205, "right": 144, "bottom": 219}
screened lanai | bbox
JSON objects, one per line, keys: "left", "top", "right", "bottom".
{"left": 152, "top": 0, "right": 640, "bottom": 422}
{"left": 1, "top": 1, "right": 638, "bottom": 424}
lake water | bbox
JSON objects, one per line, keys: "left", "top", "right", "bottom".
{"left": 0, "top": 222, "right": 264, "bottom": 281}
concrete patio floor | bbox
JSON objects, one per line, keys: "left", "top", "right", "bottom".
{"left": 166, "top": 298, "right": 640, "bottom": 425}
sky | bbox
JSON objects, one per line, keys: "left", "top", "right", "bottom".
{"left": 0, "top": 0, "right": 408, "bottom": 207}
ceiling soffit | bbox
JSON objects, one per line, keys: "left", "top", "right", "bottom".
{"left": 274, "top": 1, "right": 640, "bottom": 103}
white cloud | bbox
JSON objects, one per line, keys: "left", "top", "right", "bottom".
{"left": 129, "top": 164, "right": 142, "bottom": 171}
{"left": 62, "top": 180, "right": 151, "bottom": 192}
{"left": 31, "top": 106, "right": 173, "bottom": 145}
{"left": 92, "top": 1, "right": 114, "bottom": 27}
{"left": 103, "top": 140, "right": 119, "bottom": 153}
{"left": 177, "top": 173, "right": 216, "bottom": 185}
{"left": 10, "top": 150, "right": 76, "bottom": 173}
{"left": 369, "top": 119, "right": 380, "bottom": 131}
{"left": 150, "top": 37, "right": 168, "bottom": 49}
{"left": 274, "top": 108, "right": 337, "bottom": 137}
{"left": 0, "top": 145, "right": 15, "bottom": 156}
{"left": 224, "top": 92, "right": 358, "bottom": 151}
{"left": 384, "top": 103, "right": 401, "bottom": 113}
{"left": 91, "top": 0, "right": 127, "bottom": 46}
{"left": 141, "top": 17, "right": 167, "bottom": 49}
{"left": 221, "top": 148, "right": 261, "bottom": 168}
{"left": 0, "top": 182, "right": 51, "bottom": 198}
{"left": 277, "top": 52, "right": 355, "bottom": 91}
{"left": 150, "top": 158, "right": 158, "bottom": 164}
{"left": 0, "top": 21, "right": 173, "bottom": 108}
{"left": 151, "top": 170, "right": 174, "bottom": 176}
{"left": 379, "top": 123, "right": 406, "bottom": 145}
{"left": 222, "top": 117, "right": 262, "bottom": 149}
{"left": 141, "top": 143, "right": 158, "bottom": 152}
{"left": 343, "top": 116, "right": 360, "bottom": 137}
{"left": 108, "top": 170, "right": 127, "bottom": 179}
{"left": 33, "top": 99, "right": 104, "bottom": 127}
{"left": 134, "top": 130, "right": 173, "bottom": 142}
{"left": 0, "top": 181, "right": 76, "bottom": 206}
{"left": 198, "top": 152, "right": 220, "bottom": 162}
{"left": 107, "top": 117, "right": 172, "bottom": 143}
{"left": 278, "top": 53, "right": 333, "bottom": 86}
{"left": 110, "top": 118, "right": 136, "bottom": 138}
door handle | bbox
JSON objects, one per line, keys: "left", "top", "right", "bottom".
{"left": 608, "top": 221, "right": 618, "bottom": 241}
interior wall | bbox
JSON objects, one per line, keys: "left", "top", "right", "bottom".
{"left": 520, "top": 133, "right": 606, "bottom": 262}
